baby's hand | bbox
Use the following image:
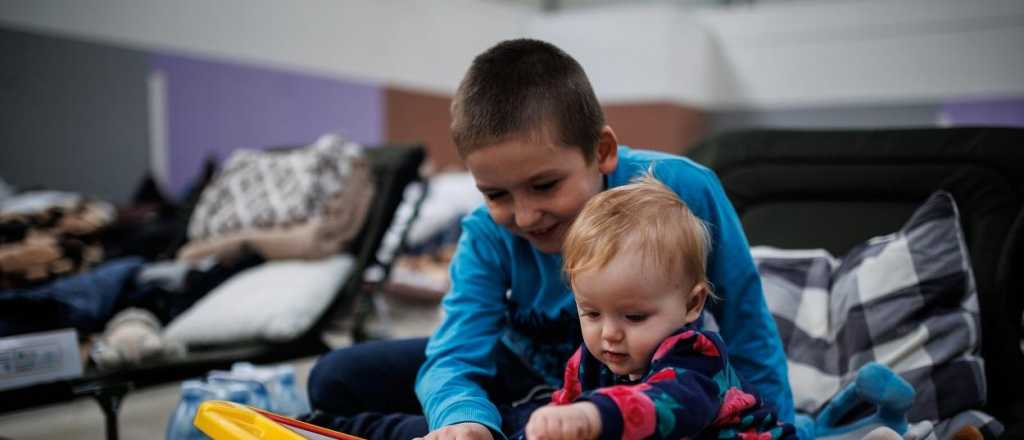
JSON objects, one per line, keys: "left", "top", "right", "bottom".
{"left": 524, "top": 402, "right": 601, "bottom": 440}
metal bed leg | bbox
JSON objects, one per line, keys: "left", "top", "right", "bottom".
{"left": 73, "top": 381, "right": 133, "bottom": 440}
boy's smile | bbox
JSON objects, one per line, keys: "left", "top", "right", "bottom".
{"left": 464, "top": 131, "right": 618, "bottom": 254}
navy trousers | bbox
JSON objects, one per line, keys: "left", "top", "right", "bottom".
{"left": 305, "top": 337, "right": 550, "bottom": 439}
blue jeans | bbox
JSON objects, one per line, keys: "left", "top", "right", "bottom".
{"left": 305, "top": 337, "right": 550, "bottom": 439}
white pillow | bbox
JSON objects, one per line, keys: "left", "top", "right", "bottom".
{"left": 164, "top": 255, "right": 354, "bottom": 346}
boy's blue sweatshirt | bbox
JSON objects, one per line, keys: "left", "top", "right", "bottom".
{"left": 415, "top": 147, "right": 794, "bottom": 436}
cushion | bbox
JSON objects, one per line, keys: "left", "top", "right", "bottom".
{"left": 186, "top": 134, "right": 374, "bottom": 253}
{"left": 164, "top": 255, "right": 353, "bottom": 346}
{"left": 753, "top": 191, "right": 984, "bottom": 422}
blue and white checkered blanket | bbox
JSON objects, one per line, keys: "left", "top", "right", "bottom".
{"left": 751, "top": 192, "right": 1001, "bottom": 438}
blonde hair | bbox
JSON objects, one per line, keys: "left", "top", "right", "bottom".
{"left": 563, "top": 173, "right": 712, "bottom": 294}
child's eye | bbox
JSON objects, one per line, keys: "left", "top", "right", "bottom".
{"left": 625, "top": 314, "right": 648, "bottom": 322}
{"left": 581, "top": 311, "right": 600, "bottom": 319}
{"left": 483, "top": 190, "right": 507, "bottom": 200}
{"left": 532, "top": 180, "right": 558, "bottom": 192}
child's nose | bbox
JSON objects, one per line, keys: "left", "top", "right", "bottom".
{"left": 601, "top": 323, "right": 624, "bottom": 342}
{"left": 513, "top": 198, "right": 541, "bottom": 229}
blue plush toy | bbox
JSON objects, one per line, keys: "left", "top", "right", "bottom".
{"left": 797, "top": 362, "right": 916, "bottom": 440}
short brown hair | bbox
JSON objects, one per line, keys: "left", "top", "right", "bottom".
{"left": 563, "top": 173, "right": 711, "bottom": 292}
{"left": 450, "top": 39, "right": 604, "bottom": 162}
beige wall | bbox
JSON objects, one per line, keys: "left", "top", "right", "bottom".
{"left": 604, "top": 102, "right": 708, "bottom": 155}
{"left": 385, "top": 87, "right": 459, "bottom": 172}
{"left": 385, "top": 88, "right": 709, "bottom": 169}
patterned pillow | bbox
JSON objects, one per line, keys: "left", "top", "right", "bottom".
{"left": 187, "top": 134, "right": 374, "bottom": 249}
{"left": 753, "top": 191, "right": 984, "bottom": 422}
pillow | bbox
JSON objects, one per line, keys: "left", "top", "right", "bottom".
{"left": 164, "top": 255, "right": 353, "bottom": 346}
{"left": 186, "top": 134, "right": 374, "bottom": 253}
{"left": 753, "top": 191, "right": 984, "bottom": 422}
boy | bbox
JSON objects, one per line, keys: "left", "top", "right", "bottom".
{"left": 305, "top": 38, "right": 793, "bottom": 440}
{"left": 521, "top": 175, "right": 795, "bottom": 440}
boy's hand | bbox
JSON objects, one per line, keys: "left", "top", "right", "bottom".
{"left": 415, "top": 422, "right": 494, "bottom": 440}
{"left": 524, "top": 402, "right": 601, "bottom": 440}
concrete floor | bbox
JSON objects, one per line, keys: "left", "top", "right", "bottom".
{"left": 0, "top": 293, "right": 442, "bottom": 439}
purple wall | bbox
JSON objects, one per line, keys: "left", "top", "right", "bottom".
{"left": 151, "top": 54, "right": 384, "bottom": 197}
{"left": 938, "top": 97, "right": 1024, "bottom": 128}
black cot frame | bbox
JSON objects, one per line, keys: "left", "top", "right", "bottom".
{"left": 0, "top": 143, "right": 427, "bottom": 440}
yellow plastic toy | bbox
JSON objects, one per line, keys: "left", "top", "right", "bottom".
{"left": 194, "top": 400, "right": 365, "bottom": 440}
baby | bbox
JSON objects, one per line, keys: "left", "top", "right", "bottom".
{"left": 523, "top": 174, "right": 795, "bottom": 440}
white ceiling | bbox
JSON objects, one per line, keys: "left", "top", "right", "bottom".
{"left": 491, "top": 0, "right": 811, "bottom": 13}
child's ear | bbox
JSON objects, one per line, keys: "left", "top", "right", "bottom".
{"left": 684, "top": 282, "right": 708, "bottom": 324}
{"left": 596, "top": 126, "right": 619, "bottom": 175}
